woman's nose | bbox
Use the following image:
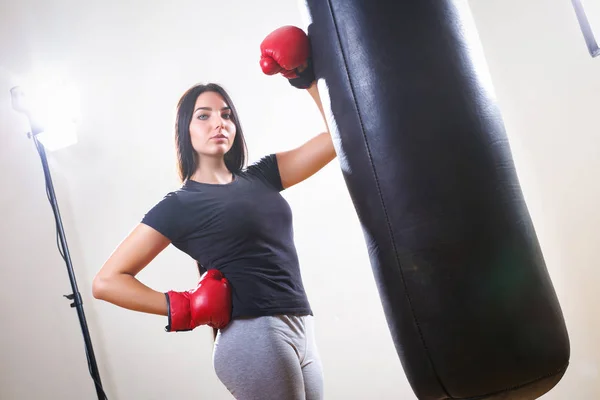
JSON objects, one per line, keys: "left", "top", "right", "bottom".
{"left": 212, "top": 115, "right": 223, "bottom": 129}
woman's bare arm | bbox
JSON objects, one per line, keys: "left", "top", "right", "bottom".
{"left": 276, "top": 82, "right": 336, "bottom": 189}
{"left": 92, "top": 223, "right": 171, "bottom": 316}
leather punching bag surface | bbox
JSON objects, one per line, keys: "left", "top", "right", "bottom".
{"left": 300, "top": 0, "right": 570, "bottom": 399}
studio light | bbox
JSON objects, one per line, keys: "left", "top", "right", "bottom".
{"left": 10, "top": 78, "right": 80, "bottom": 150}
{"left": 10, "top": 82, "right": 108, "bottom": 400}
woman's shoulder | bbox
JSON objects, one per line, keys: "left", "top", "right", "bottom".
{"left": 244, "top": 153, "right": 278, "bottom": 170}
{"left": 241, "top": 154, "right": 283, "bottom": 191}
{"left": 140, "top": 189, "right": 189, "bottom": 242}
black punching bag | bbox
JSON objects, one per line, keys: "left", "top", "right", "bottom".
{"left": 300, "top": 0, "right": 570, "bottom": 399}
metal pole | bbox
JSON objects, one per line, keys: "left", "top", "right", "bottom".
{"left": 35, "top": 137, "right": 106, "bottom": 399}
{"left": 11, "top": 85, "right": 107, "bottom": 399}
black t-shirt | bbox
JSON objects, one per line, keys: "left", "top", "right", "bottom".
{"left": 141, "top": 154, "right": 313, "bottom": 319}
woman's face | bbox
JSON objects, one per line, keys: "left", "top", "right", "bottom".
{"left": 189, "top": 91, "right": 237, "bottom": 159}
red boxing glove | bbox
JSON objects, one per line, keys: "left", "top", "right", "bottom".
{"left": 260, "top": 25, "right": 315, "bottom": 89}
{"left": 164, "top": 269, "right": 232, "bottom": 332}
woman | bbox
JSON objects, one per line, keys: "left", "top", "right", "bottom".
{"left": 92, "top": 27, "right": 335, "bottom": 400}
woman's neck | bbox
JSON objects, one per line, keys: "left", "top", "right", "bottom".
{"left": 190, "top": 159, "right": 233, "bottom": 184}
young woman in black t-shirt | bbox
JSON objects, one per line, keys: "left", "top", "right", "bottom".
{"left": 92, "top": 26, "right": 335, "bottom": 399}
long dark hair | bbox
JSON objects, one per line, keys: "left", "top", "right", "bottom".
{"left": 175, "top": 83, "right": 248, "bottom": 183}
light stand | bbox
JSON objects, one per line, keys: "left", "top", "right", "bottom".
{"left": 10, "top": 86, "right": 108, "bottom": 400}
{"left": 571, "top": 0, "right": 600, "bottom": 57}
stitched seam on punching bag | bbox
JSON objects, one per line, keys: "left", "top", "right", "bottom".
{"left": 324, "top": 0, "right": 451, "bottom": 398}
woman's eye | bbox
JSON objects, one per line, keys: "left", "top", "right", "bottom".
{"left": 198, "top": 114, "right": 209, "bottom": 120}
{"left": 222, "top": 113, "right": 232, "bottom": 119}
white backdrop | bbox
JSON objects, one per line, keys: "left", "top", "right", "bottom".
{"left": 0, "top": 0, "right": 598, "bottom": 399}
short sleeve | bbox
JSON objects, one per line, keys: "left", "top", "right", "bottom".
{"left": 141, "top": 192, "right": 188, "bottom": 242}
{"left": 245, "top": 154, "right": 284, "bottom": 191}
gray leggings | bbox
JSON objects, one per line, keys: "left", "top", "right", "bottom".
{"left": 212, "top": 315, "right": 324, "bottom": 400}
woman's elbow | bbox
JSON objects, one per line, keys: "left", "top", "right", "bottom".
{"left": 92, "top": 273, "right": 111, "bottom": 300}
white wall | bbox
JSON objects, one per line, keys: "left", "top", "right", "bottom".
{"left": 0, "top": 0, "right": 597, "bottom": 399}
